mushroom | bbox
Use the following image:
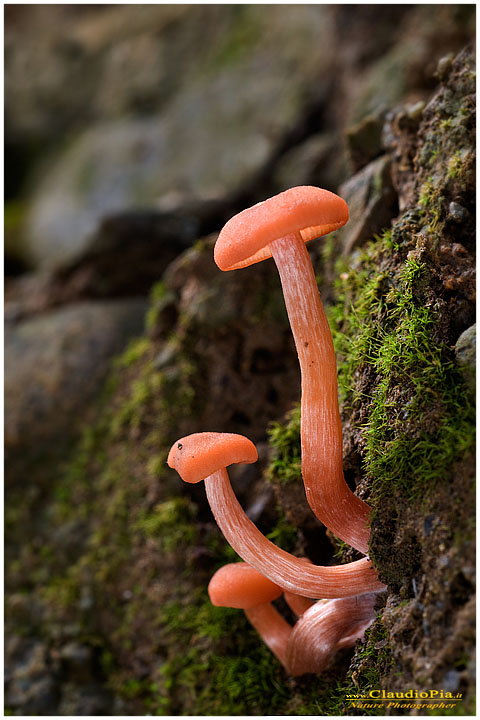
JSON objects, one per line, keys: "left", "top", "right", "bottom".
{"left": 285, "top": 593, "right": 378, "bottom": 676}
{"left": 208, "top": 564, "right": 378, "bottom": 676}
{"left": 284, "top": 591, "right": 315, "bottom": 617}
{"left": 208, "top": 562, "right": 291, "bottom": 667}
{"left": 214, "top": 186, "right": 370, "bottom": 554}
{"left": 283, "top": 558, "right": 315, "bottom": 616}
{"left": 167, "top": 432, "right": 385, "bottom": 598}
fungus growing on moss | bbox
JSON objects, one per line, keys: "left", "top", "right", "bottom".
{"left": 284, "top": 591, "right": 315, "bottom": 617}
{"left": 214, "top": 186, "right": 370, "bottom": 554}
{"left": 285, "top": 593, "right": 378, "bottom": 676}
{"left": 167, "top": 187, "right": 387, "bottom": 676}
{"left": 208, "top": 562, "right": 378, "bottom": 676}
{"left": 208, "top": 562, "right": 291, "bottom": 667}
{"left": 168, "top": 433, "right": 384, "bottom": 598}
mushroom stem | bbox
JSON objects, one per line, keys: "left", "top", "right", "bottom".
{"left": 285, "top": 592, "right": 378, "bottom": 676}
{"left": 269, "top": 232, "right": 370, "bottom": 554}
{"left": 284, "top": 591, "right": 315, "bottom": 617}
{"left": 207, "top": 562, "right": 291, "bottom": 668}
{"left": 204, "top": 468, "right": 384, "bottom": 598}
{"left": 245, "top": 604, "right": 292, "bottom": 667}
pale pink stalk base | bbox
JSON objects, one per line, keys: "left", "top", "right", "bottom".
{"left": 245, "top": 604, "right": 291, "bottom": 668}
{"left": 204, "top": 469, "right": 385, "bottom": 598}
{"left": 270, "top": 233, "right": 370, "bottom": 555}
{"left": 284, "top": 591, "right": 315, "bottom": 617}
{"left": 285, "top": 593, "right": 378, "bottom": 676}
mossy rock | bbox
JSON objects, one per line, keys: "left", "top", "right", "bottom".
{"left": 5, "top": 47, "right": 476, "bottom": 717}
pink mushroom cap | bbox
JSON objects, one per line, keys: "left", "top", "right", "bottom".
{"left": 208, "top": 563, "right": 283, "bottom": 609}
{"left": 214, "top": 186, "right": 349, "bottom": 272}
{"left": 167, "top": 432, "right": 258, "bottom": 484}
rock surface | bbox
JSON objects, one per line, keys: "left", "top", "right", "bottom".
{"left": 7, "top": 5, "right": 473, "bottom": 272}
{"left": 455, "top": 323, "right": 476, "bottom": 395}
{"left": 5, "top": 299, "right": 146, "bottom": 453}
{"left": 337, "top": 154, "right": 398, "bottom": 255}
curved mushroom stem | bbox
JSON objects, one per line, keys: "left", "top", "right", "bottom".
{"left": 245, "top": 603, "right": 292, "bottom": 668}
{"left": 269, "top": 232, "right": 370, "bottom": 554}
{"left": 204, "top": 468, "right": 385, "bottom": 598}
{"left": 284, "top": 591, "right": 315, "bottom": 617}
{"left": 285, "top": 592, "right": 378, "bottom": 676}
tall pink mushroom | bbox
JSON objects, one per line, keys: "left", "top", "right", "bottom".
{"left": 167, "top": 433, "right": 384, "bottom": 598}
{"left": 214, "top": 186, "right": 370, "bottom": 555}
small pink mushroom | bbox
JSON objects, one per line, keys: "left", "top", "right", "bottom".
{"left": 208, "top": 563, "right": 378, "bottom": 676}
{"left": 168, "top": 433, "right": 385, "bottom": 598}
{"left": 208, "top": 562, "right": 291, "bottom": 667}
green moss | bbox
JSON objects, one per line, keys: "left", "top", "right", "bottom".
{"left": 446, "top": 149, "right": 464, "bottom": 179}
{"left": 111, "top": 340, "right": 195, "bottom": 439}
{"left": 266, "top": 514, "right": 298, "bottom": 553}
{"left": 208, "top": 6, "right": 261, "bottom": 70}
{"left": 4, "top": 200, "right": 25, "bottom": 232}
{"left": 149, "top": 584, "right": 350, "bottom": 716}
{"left": 330, "top": 235, "right": 475, "bottom": 505}
{"left": 146, "top": 452, "right": 169, "bottom": 479}
{"left": 426, "top": 697, "right": 476, "bottom": 716}
{"left": 347, "top": 619, "right": 392, "bottom": 689}
{"left": 145, "top": 280, "right": 176, "bottom": 332}
{"left": 418, "top": 177, "right": 443, "bottom": 230}
{"left": 116, "top": 337, "right": 150, "bottom": 369}
{"left": 267, "top": 405, "right": 301, "bottom": 485}
{"left": 135, "top": 498, "right": 197, "bottom": 551}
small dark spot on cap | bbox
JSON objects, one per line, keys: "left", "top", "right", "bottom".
{"left": 304, "top": 341, "right": 309, "bottom": 347}
{"left": 177, "top": 443, "right": 183, "bottom": 450}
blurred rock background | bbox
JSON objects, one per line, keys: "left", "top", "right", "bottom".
{"left": 5, "top": 5, "right": 475, "bottom": 715}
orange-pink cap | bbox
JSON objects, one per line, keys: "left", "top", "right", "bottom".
{"left": 208, "top": 562, "right": 283, "bottom": 609}
{"left": 167, "top": 432, "right": 258, "bottom": 484}
{"left": 214, "top": 186, "right": 348, "bottom": 272}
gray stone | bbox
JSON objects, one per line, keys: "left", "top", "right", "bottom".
{"left": 5, "top": 638, "right": 58, "bottom": 714}
{"left": 336, "top": 155, "right": 398, "bottom": 255}
{"left": 60, "top": 642, "right": 92, "bottom": 666}
{"left": 6, "top": 593, "right": 45, "bottom": 629}
{"left": 407, "top": 101, "right": 426, "bottom": 122}
{"left": 436, "top": 52, "right": 455, "bottom": 80}
{"left": 448, "top": 201, "right": 469, "bottom": 223}
{"left": 272, "top": 133, "right": 344, "bottom": 194}
{"left": 57, "top": 682, "right": 112, "bottom": 716}
{"left": 153, "top": 343, "right": 179, "bottom": 370}
{"left": 346, "top": 112, "right": 385, "bottom": 172}
{"left": 24, "top": 113, "right": 267, "bottom": 269}
{"left": 455, "top": 323, "right": 475, "bottom": 395}
{"left": 21, "top": 5, "right": 338, "bottom": 271}
{"left": 442, "top": 669, "right": 460, "bottom": 693}
{"left": 5, "top": 299, "right": 147, "bottom": 452}
{"left": 6, "top": 5, "right": 333, "bottom": 146}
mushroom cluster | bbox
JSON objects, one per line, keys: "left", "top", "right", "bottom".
{"left": 168, "top": 186, "right": 386, "bottom": 675}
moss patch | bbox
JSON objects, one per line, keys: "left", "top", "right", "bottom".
{"left": 330, "top": 231, "right": 474, "bottom": 507}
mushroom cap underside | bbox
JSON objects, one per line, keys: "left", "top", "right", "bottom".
{"left": 214, "top": 186, "right": 348, "bottom": 271}
{"left": 208, "top": 562, "right": 283, "bottom": 609}
{"left": 167, "top": 432, "right": 258, "bottom": 483}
